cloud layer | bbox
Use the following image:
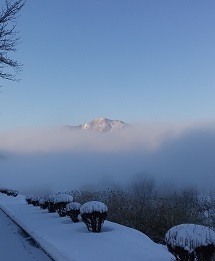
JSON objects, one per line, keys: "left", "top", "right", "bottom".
{"left": 1, "top": 121, "right": 215, "bottom": 195}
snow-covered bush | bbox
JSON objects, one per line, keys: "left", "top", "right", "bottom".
{"left": 11, "top": 190, "right": 19, "bottom": 197}
{"left": 80, "top": 201, "right": 108, "bottom": 232}
{"left": 5, "top": 189, "right": 13, "bottom": 196}
{"left": 0, "top": 187, "right": 19, "bottom": 197}
{"left": 66, "top": 202, "right": 81, "bottom": 223}
{"left": 31, "top": 196, "right": 41, "bottom": 206}
{"left": 46, "top": 194, "right": 57, "bottom": 213}
{"left": 6, "top": 189, "right": 19, "bottom": 197}
{"left": 26, "top": 195, "right": 41, "bottom": 206}
{"left": 25, "top": 195, "right": 34, "bottom": 204}
{"left": 39, "top": 198, "right": 48, "bottom": 210}
{"left": 53, "top": 194, "right": 73, "bottom": 217}
{"left": 0, "top": 188, "right": 7, "bottom": 194}
{"left": 165, "top": 224, "right": 215, "bottom": 260}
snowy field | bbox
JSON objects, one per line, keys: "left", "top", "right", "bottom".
{"left": 0, "top": 193, "right": 173, "bottom": 261}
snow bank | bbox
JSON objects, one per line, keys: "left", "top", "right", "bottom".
{"left": 0, "top": 194, "right": 172, "bottom": 261}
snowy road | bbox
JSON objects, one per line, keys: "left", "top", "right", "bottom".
{"left": 0, "top": 209, "right": 52, "bottom": 261}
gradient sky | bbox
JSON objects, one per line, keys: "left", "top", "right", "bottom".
{"left": 1, "top": 0, "right": 215, "bottom": 130}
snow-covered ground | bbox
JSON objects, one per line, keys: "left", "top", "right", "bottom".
{"left": 0, "top": 209, "right": 51, "bottom": 260}
{"left": 0, "top": 193, "right": 173, "bottom": 261}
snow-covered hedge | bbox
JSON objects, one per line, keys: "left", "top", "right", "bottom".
{"left": 165, "top": 224, "right": 215, "bottom": 260}
{"left": 26, "top": 193, "right": 74, "bottom": 215}
{"left": 24, "top": 191, "right": 109, "bottom": 233}
{"left": 36, "top": 194, "right": 74, "bottom": 215}
{"left": 0, "top": 187, "right": 19, "bottom": 197}
{"left": 80, "top": 201, "right": 108, "bottom": 232}
{"left": 66, "top": 202, "right": 81, "bottom": 223}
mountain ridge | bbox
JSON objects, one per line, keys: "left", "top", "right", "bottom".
{"left": 66, "top": 117, "right": 129, "bottom": 133}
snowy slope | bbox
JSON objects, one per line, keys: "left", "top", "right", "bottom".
{"left": 66, "top": 117, "right": 129, "bottom": 132}
{"left": 0, "top": 194, "right": 172, "bottom": 261}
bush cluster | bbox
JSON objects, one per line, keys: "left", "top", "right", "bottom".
{"left": 66, "top": 186, "right": 215, "bottom": 259}
{"left": 66, "top": 187, "right": 215, "bottom": 244}
{"left": 0, "top": 187, "right": 18, "bottom": 197}
{"left": 25, "top": 193, "right": 108, "bottom": 233}
{"left": 3, "top": 184, "right": 215, "bottom": 259}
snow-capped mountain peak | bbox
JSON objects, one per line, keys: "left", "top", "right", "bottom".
{"left": 66, "top": 117, "right": 129, "bottom": 132}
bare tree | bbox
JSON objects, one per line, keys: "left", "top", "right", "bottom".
{"left": 0, "top": 0, "right": 25, "bottom": 82}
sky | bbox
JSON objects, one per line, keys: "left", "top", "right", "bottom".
{"left": 1, "top": 1, "right": 215, "bottom": 195}
{"left": 0, "top": 0, "right": 215, "bottom": 129}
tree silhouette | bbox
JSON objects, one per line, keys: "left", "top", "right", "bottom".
{"left": 0, "top": 0, "right": 25, "bottom": 82}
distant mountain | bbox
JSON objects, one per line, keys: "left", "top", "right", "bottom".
{"left": 66, "top": 117, "right": 130, "bottom": 133}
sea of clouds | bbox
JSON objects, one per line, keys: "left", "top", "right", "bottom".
{"left": 1, "top": 121, "right": 215, "bottom": 195}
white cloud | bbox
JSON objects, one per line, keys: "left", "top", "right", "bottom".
{"left": 0, "top": 121, "right": 215, "bottom": 195}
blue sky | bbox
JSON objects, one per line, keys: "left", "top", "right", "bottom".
{"left": 1, "top": 0, "right": 215, "bottom": 129}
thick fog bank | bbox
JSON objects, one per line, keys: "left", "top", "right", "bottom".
{"left": 0, "top": 122, "right": 215, "bottom": 195}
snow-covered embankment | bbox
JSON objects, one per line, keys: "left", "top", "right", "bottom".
{"left": 0, "top": 194, "right": 172, "bottom": 261}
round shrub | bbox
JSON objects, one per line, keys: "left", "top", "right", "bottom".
{"left": 0, "top": 188, "right": 7, "bottom": 194}
{"left": 25, "top": 195, "right": 34, "bottom": 204}
{"left": 11, "top": 190, "right": 19, "bottom": 197}
{"left": 54, "top": 194, "right": 73, "bottom": 217}
{"left": 39, "top": 198, "right": 48, "bottom": 210}
{"left": 46, "top": 194, "right": 57, "bottom": 213}
{"left": 80, "top": 201, "right": 108, "bottom": 232}
{"left": 31, "top": 196, "right": 41, "bottom": 206}
{"left": 5, "top": 189, "right": 10, "bottom": 196}
{"left": 66, "top": 202, "right": 81, "bottom": 223}
{"left": 165, "top": 224, "right": 215, "bottom": 261}
{"left": 5, "top": 189, "right": 13, "bottom": 196}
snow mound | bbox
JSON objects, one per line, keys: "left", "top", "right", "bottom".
{"left": 80, "top": 201, "right": 108, "bottom": 214}
{"left": 165, "top": 224, "right": 215, "bottom": 252}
